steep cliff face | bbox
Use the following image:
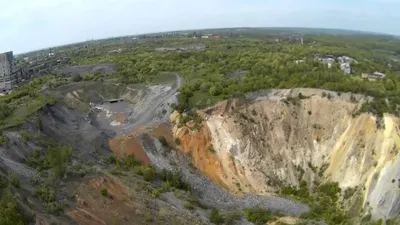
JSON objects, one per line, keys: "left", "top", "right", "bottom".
{"left": 172, "top": 89, "right": 400, "bottom": 220}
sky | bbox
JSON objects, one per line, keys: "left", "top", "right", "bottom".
{"left": 1, "top": 0, "right": 399, "bottom": 53}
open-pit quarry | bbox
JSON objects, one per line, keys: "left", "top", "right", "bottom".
{"left": 1, "top": 75, "right": 399, "bottom": 224}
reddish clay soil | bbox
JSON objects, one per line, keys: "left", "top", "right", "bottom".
{"left": 109, "top": 134, "right": 150, "bottom": 165}
{"left": 68, "top": 176, "right": 141, "bottom": 225}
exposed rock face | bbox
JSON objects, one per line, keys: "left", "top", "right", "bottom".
{"left": 172, "top": 89, "right": 400, "bottom": 220}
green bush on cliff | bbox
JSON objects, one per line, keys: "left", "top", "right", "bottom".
{"left": 209, "top": 208, "right": 225, "bottom": 224}
{"left": 0, "top": 189, "right": 26, "bottom": 225}
{"left": 244, "top": 208, "right": 274, "bottom": 225}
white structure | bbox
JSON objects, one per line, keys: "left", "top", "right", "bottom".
{"left": 340, "top": 62, "right": 351, "bottom": 74}
{"left": 201, "top": 36, "right": 209, "bottom": 39}
{"left": 321, "top": 57, "right": 335, "bottom": 68}
{"left": 362, "top": 72, "right": 386, "bottom": 81}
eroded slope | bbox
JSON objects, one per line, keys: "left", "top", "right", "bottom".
{"left": 172, "top": 88, "right": 400, "bottom": 221}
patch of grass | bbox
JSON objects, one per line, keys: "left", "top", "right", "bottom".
{"left": 183, "top": 201, "right": 195, "bottom": 210}
{"left": 8, "top": 170, "right": 20, "bottom": 188}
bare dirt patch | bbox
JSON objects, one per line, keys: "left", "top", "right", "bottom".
{"left": 68, "top": 176, "right": 141, "bottom": 225}
{"left": 109, "top": 134, "right": 150, "bottom": 165}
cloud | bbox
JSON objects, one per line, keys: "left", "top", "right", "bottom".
{"left": 0, "top": 0, "right": 399, "bottom": 53}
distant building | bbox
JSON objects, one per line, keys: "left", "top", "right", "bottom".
{"left": 321, "top": 57, "right": 335, "bottom": 68}
{"left": 314, "top": 54, "right": 335, "bottom": 68}
{"left": 0, "top": 51, "right": 17, "bottom": 92}
{"left": 340, "top": 62, "right": 351, "bottom": 74}
{"left": 338, "top": 56, "right": 358, "bottom": 64}
{"left": 201, "top": 36, "right": 209, "bottom": 39}
{"left": 362, "top": 72, "right": 386, "bottom": 81}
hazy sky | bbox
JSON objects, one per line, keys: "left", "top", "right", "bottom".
{"left": 1, "top": 0, "right": 399, "bottom": 53}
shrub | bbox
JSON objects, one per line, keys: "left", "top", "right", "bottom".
{"left": 47, "top": 143, "right": 73, "bottom": 178}
{"left": 45, "top": 201, "right": 63, "bottom": 214}
{"left": 82, "top": 74, "right": 96, "bottom": 81}
{"left": 317, "top": 182, "right": 341, "bottom": 201}
{"left": 208, "top": 147, "right": 216, "bottom": 153}
{"left": 133, "top": 166, "right": 144, "bottom": 176}
{"left": 33, "top": 186, "right": 55, "bottom": 203}
{"left": 19, "top": 130, "right": 30, "bottom": 142}
{"left": 8, "top": 171, "right": 20, "bottom": 188}
{"left": 72, "top": 74, "right": 82, "bottom": 82}
{"left": 161, "top": 181, "right": 171, "bottom": 192}
{"left": 0, "top": 176, "right": 7, "bottom": 189}
{"left": 143, "top": 167, "right": 155, "bottom": 182}
{"left": 152, "top": 190, "right": 160, "bottom": 199}
{"left": 0, "top": 135, "right": 8, "bottom": 145}
{"left": 100, "top": 188, "right": 109, "bottom": 197}
{"left": 158, "top": 136, "right": 168, "bottom": 147}
{"left": 298, "top": 92, "right": 307, "bottom": 99}
{"left": 0, "top": 189, "right": 26, "bottom": 224}
{"left": 0, "top": 103, "right": 14, "bottom": 120}
{"left": 224, "top": 212, "right": 242, "bottom": 225}
{"left": 244, "top": 208, "right": 273, "bottom": 225}
{"left": 209, "top": 208, "right": 224, "bottom": 225}
{"left": 183, "top": 201, "right": 195, "bottom": 210}
{"left": 123, "top": 155, "right": 141, "bottom": 168}
{"left": 159, "top": 170, "right": 190, "bottom": 191}
{"left": 174, "top": 189, "right": 183, "bottom": 199}
{"left": 102, "top": 155, "right": 117, "bottom": 164}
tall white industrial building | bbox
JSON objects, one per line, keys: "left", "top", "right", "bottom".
{"left": 0, "top": 51, "right": 17, "bottom": 92}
